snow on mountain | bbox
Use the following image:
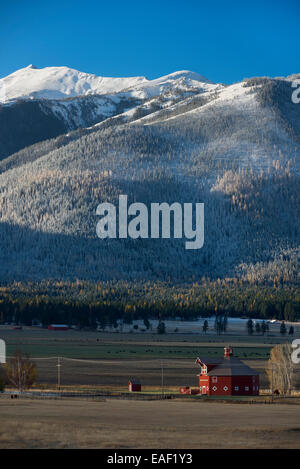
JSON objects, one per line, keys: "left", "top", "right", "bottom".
{"left": 0, "top": 68, "right": 299, "bottom": 282}
{"left": 120, "top": 70, "right": 218, "bottom": 99}
{"left": 0, "top": 93, "right": 298, "bottom": 282}
{"left": 0, "top": 65, "right": 221, "bottom": 159}
{"left": 0, "top": 65, "right": 148, "bottom": 102}
{"left": 1, "top": 65, "right": 299, "bottom": 175}
{"left": 0, "top": 65, "right": 216, "bottom": 103}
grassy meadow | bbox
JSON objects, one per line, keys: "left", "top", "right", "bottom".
{"left": 1, "top": 323, "right": 299, "bottom": 389}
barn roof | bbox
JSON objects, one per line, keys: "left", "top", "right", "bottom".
{"left": 207, "top": 357, "right": 259, "bottom": 376}
{"left": 195, "top": 357, "right": 221, "bottom": 376}
{"left": 196, "top": 357, "right": 222, "bottom": 365}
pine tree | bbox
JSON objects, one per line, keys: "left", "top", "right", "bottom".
{"left": 247, "top": 319, "right": 254, "bottom": 335}
{"left": 157, "top": 321, "right": 166, "bottom": 334}
{"left": 143, "top": 317, "right": 150, "bottom": 330}
{"left": 261, "top": 320, "right": 268, "bottom": 336}
{"left": 280, "top": 321, "right": 287, "bottom": 336}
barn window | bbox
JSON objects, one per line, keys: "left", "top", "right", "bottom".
{"left": 212, "top": 376, "right": 218, "bottom": 383}
{"left": 234, "top": 386, "right": 239, "bottom": 391}
{"left": 212, "top": 386, "right": 217, "bottom": 391}
{"left": 223, "top": 386, "right": 228, "bottom": 391}
{"left": 202, "top": 365, "right": 207, "bottom": 375}
{"left": 245, "top": 386, "right": 249, "bottom": 391}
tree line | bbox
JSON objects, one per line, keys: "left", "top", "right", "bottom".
{"left": 0, "top": 280, "right": 299, "bottom": 327}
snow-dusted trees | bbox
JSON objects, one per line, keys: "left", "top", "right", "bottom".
{"left": 0, "top": 83, "right": 298, "bottom": 285}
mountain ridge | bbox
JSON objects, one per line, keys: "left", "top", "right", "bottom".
{"left": 0, "top": 66, "right": 299, "bottom": 283}
{"left": 0, "top": 65, "right": 213, "bottom": 103}
{"left": 0, "top": 66, "right": 220, "bottom": 159}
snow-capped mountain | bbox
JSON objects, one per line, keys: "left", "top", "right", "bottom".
{"left": 0, "top": 65, "right": 299, "bottom": 283}
{"left": 0, "top": 65, "right": 215, "bottom": 103}
{"left": 0, "top": 64, "right": 148, "bottom": 101}
{"left": 0, "top": 65, "right": 220, "bottom": 159}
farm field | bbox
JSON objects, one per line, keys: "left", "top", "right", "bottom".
{"left": 0, "top": 326, "right": 299, "bottom": 389}
{"left": 1, "top": 324, "right": 300, "bottom": 449}
{"left": 0, "top": 397, "right": 300, "bottom": 449}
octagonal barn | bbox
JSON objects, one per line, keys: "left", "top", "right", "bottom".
{"left": 195, "top": 347, "right": 259, "bottom": 396}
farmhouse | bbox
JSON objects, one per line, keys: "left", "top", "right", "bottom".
{"left": 195, "top": 347, "right": 259, "bottom": 396}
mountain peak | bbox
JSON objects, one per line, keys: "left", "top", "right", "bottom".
{"left": 0, "top": 65, "right": 216, "bottom": 103}
{"left": 161, "top": 70, "right": 213, "bottom": 83}
{"left": 0, "top": 65, "right": 149, "bottom": 102}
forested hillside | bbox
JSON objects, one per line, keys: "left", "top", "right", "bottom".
{"left": 0, "top": 70, "right": 299, "bottom": 322}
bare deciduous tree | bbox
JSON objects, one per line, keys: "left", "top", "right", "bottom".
{"left": 266, "top": 344, "right": 293, "bottom": 396}
{"left": 4, "top": 350, "right": 36, "bottom": 392}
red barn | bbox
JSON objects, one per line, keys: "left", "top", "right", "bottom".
{"left": 48, "top": 324, "right": 69, "bottom": 331}
{"left": 128, "top": 379, "right": 141, "bottom": 392}
{"left": 196, "top": 347, "right": 259, "bottom": 396}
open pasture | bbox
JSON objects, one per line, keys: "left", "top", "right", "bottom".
{"left": 0, "top": 397, "right": 300, "bottom": 449}
{"left": 1, "top": 327, "right": 299, "bottom": 389}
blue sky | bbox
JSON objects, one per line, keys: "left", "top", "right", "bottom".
{"left": 0, "top": 0, "right": 299, "bottom": 83}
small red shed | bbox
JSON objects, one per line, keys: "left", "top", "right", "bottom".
{"left": 179, "top": 386, "right": 191, "bottom": 394}
{"left": 129, "top": 379, "right": 141, "bottom": 392}
{"left": 195, "top": 347, "right": 259, "bottom": 396}
{"left": 179, "top": 386, "right": 199, "bottom": 395}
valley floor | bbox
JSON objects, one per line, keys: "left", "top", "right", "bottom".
{"left": 0, "top": 397, "right": 299, "bottom": 449}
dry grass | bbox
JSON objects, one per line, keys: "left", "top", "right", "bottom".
{"left": 1, "top": 328, "right": 299, "bottom": 449}
{"left": 0, "top": 396, "right": 299, "bottom": 449}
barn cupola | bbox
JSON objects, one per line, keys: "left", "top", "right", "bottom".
{"left": 224, "top": 346, "right": 233, "bottom": 358}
